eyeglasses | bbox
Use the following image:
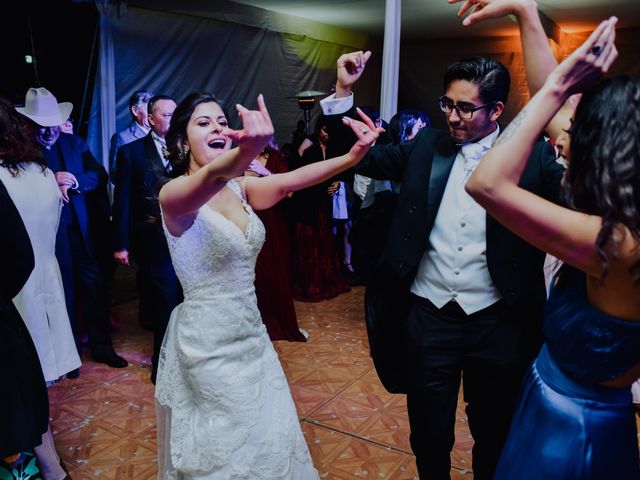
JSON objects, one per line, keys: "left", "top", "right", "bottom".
{"left": 438, "top": 96, "right": 496, "bottom": 120}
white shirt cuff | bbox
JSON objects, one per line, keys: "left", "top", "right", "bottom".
{"left": 353, "top": 174, "right": 371, "bottom": 200}
{"left": 320, "top": 93, "right": 354, "bottom": 115}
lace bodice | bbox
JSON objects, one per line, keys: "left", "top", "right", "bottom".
{"left": 162, "top": 180, "right": 265, "bottom": 299}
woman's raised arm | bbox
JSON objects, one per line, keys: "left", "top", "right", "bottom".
{"left": 242, "top": 108, "right": 383, "bottom": 211}
{"left": 465, "top": 18, "right": 618, "bottom": 277}
{"left": 160, "top": 95, "right": 274, "bottom": 224}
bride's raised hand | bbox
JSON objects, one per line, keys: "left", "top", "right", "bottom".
{"left": 221, "top": 94, "right": 274, "bottom": 161}
{"left": 343, "top": 107, "right": 385, "bottom": 159}
{"left": 545, "top": 17, "right": 618, "bottom": 97}
{"left": 448, "top": 0, "right": 532, "bottom": 27}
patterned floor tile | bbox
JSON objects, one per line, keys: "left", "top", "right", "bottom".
{"left": 309, "top": 396, "right": 381, "bottom": 434}
{"left": 319, "top": 433, "right": 413, "bottom": 478}
{"left": 290, "top": 384, "right": 336, "bottom": 418}
{"left": 44, "top": 286, "right": 507, "bottom": 479}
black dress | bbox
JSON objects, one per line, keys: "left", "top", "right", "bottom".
{"left": 288, "top": 144, "right": 349, "bottom": 302}
{"left": 0, "top": 178, "right": 48, "bottom": 458}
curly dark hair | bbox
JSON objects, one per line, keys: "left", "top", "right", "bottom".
{"left": 0, "top": 97, "right": 46, "bottom": 176}
{"left": 562, "top": 75, "right": 640, "bottom": 282}
{"left": 165, "top": 92, "right": 228, "bottom": 178}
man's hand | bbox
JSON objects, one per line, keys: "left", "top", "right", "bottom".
{"left": 59, "top": 184, "right": 71, "bottom": 203}
{"left": 113, "top": 249, "right": 130, "bottom": 266}
{"left": 55, "top": 171, "right": 78, "bottom": 202}
{"left": 448, "top": 0, "right": 535, "bottom": 27}
{"left": 54, "top": 171, "right": 77, "bottom": 187}
{"left": 336, "top": 51, "right": 372, "bottom": 98}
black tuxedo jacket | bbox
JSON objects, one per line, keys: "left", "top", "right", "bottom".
{"left": 112, "top": 134, "right": 171, "bottom": 262}
{"left": 356, "top": 127, "right": 563, "bottom": 306}
{"left": 44, "top": 133, "right": 110, "bottom": 259}
{"left": 328, "top": 117, "right": 563, "bottom": 305}
{"left": 326, "top": 115, "right": 564, "bottom": 392}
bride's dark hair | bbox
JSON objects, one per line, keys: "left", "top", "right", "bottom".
{"left": 562, "top": 75, "right": 640, "bottom": 281}
{"left": 165, "top": 92, "right": 228, "bottom": 178}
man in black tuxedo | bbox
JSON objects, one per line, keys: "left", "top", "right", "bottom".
{"left": 112, "top": 95, "right": 181, "bottom": 383}
{"left": 321, "top": 52, "right": 564, "bottom": 479}
{"left": 18, "top": 87, "right": 127, "bottom": 370}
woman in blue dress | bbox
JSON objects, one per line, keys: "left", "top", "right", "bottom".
{"left": 452, "top": 0, "right": 640, "bottom": 477}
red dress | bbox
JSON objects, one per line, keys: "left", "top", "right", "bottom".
{"left": 289, "top": 144, "right": 350, "bottom": 302}
{"left": 253, "top": 152, "right": 306, "bottom": 341}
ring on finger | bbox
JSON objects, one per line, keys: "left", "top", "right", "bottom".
{"left": 361, "top": 128, "right": 369, "bottom": 135}
{"left": 591, "top": 45, "right": 603, "bottom": 57}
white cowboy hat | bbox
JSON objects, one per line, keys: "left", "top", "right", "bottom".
{"left": 15, "top": 87, "right": 73, "bottom": 127}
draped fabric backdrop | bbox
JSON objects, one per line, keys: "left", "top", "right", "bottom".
{"left": 86, "top": 2, "right": 640, "bottom": 172}
{"left": 399, "top": 28, "right": 640, "bottom": 132}
{"left": 87, "top": 4, "right": 382, "bottom": 171}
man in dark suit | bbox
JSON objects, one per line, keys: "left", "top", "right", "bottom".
{"left": 18, "top": 87, "right": 127, "bottom": 370}
{"left": 321, "top": 52, "right": 564, "bottom": 479}
{"left": 112, "top": 95, "right": 181, "bottom": 383}
{"left": 109, "top": 90, "right": 154, "bottom": 182}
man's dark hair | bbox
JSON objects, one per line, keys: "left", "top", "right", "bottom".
{"left": 443, "top": 57, "right": 510, "bottom": 104}
{"left": 148, "top": 95, "right": 175, "bottom": 115}
{"left": 128, "top": 90, "right": 154, "bottom": 110}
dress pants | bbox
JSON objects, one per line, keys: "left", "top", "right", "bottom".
{"left": 405, "top": 295, "right": 537, "bottom": 480}
{"left": 56, "top": 221, "right": 113, "bottom": 356}
{"left": 136, "top": 256, "right": 181, "bottom": 384}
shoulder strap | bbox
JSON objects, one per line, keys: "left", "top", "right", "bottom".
{"left": 229, "top": 178, "right": 248, "bottom": 203}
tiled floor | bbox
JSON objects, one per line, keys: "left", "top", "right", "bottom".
{"left": 49, "top": 288, "right": 472, "bottom": 479}
{"left": 47, "top": 279, "right": 640, "bottom": 479}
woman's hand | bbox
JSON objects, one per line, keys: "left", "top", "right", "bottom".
{"left": 449, "top": 0, "right": 535, "bottom": 26}
{"left": 343, "top": 107, "right": 385, "bottom": 160}
{"left": 545, "top": 17, "right": 618, "bottom": 98}
{"left": 221, "top": 94, "right": 274, "bottom": 166}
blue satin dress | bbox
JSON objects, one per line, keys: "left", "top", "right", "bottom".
{"left": 494, "top": 266, "right": 640, "bottom": 479}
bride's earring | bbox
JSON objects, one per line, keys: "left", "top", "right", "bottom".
{"left": 178, "top": 143, "right": 189, "bottom": 161}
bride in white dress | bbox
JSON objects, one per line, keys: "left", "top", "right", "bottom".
{"left": 155, "top": 91, "right": 381, "bottom": 479}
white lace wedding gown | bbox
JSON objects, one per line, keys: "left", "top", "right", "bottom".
{"left": 155, "top": 180, "right": 318, "bottom": 479}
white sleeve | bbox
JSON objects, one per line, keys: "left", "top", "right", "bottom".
{"left": 320, "top": 93, "right": 354, "bottom": 115}
{"left": 353, "top": 174, "right": 371, "bottom": 200}
{"left": 632, "top": 380, "right": 640, "bottom": 404}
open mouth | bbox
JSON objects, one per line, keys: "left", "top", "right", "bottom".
{"left": 208, "top": 139, "right": 227, "bottom": 149}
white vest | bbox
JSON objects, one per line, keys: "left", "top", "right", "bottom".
{"left": 410, "top": 127, "right": 502, "bottom": 314}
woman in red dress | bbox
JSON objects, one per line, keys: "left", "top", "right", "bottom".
{"left": 246, "top": 142, "right": 306, "bottom": 341}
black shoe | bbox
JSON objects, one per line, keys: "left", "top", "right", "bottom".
{"left": 66, "top": 368, "right": 80, "bottom": 379}
{"left": 92, "top": 350, "right": 128, "bottom": 368}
